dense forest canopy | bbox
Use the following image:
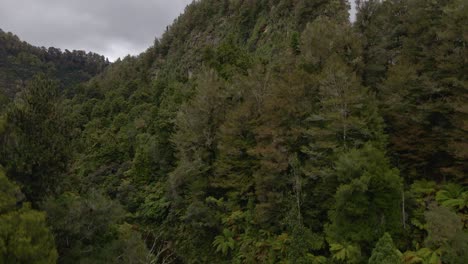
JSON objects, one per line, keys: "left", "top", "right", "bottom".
{"left": 0, "top": 0, "right": 466, "bottom": 263}
{"left": 0, "top": 28, "right": 109, "bottom": 99}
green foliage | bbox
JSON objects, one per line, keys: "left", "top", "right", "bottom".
{"left": 0, "top": 0, "right": 466, "bottom": 263}
{"left": 290, "top": 32, "right": 300, "bottom": 55}
{"left": 368, "top": 233, "right": 401, "bottom": 264}
{"left": 402, "top": 247, "right": 442, "bottom": 264}
{"left": 135, "top": 183, "right": 170, "bottom": 224}
{"left": 315, "top": 55, "right": 375, "bottom": 150}
{"left": 435, "top": 184, "right": 468, "bottom": 211}
{"left": 422, "top": 204, "right": 468, "bottom": 264}
{"left": 0, "top": 169, "right": 58, "bottom": 264}
{"left": 329, "top": 242, "right": 361, "bottom": 264}
{"left": 1, "top": 74, "right": 71, "bottom": 201}
{"left": 77, "top": 223, "right": 154, "bottom": 264}
{"left": 204, "top": 39, "right": 252, "bottom": 79}
{"left": 424, "top": 204, "right": 461, "bottom": 248}
{"left": 213, "top": 229, "right": 236, "bottom": 256}
{"left": 0, "top": 29, "right": 108, "bottom": 98}
{"left": 368, "top": 0, "right": 468, "bottom": 182}
{"left": 42, "top": 190, "right": 151, "bottom": 263}
{"left": 327, "top": 145, "right": 403, "bottom": 255}
{"left": 305, "top": 254, "right": 327, "bottom": 264}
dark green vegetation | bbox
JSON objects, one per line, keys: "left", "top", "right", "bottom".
{"left": 0, "top": 0, "right": 467, "bottom": 263}
{"left": 0, "top": 29, "right": 109, "bottom": 99}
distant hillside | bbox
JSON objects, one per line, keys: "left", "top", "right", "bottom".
{"left": 0, "top": 29, "right": 109, "bottom": 98}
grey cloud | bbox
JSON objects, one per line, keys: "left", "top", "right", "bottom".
{"left": 0, "top": 0, "right": 192, "bottom": 60}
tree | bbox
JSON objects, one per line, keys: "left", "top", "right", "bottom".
{"left": 169, "top": 69, "right": 229, "bottom": 202}
{"left": 301, "top": 16, "right": 362, "bottom": 73}
{"left": 314, "top": 55, "right": 384, "bottom": 151}
{"left": 355, "top": 0, "right": 407, "bottom": 89}
{"left": 329, "top": 242, "right": 361, "bottom": 264}
{"left": 368, "top": 233, "right": 401, "bottom": 264}
{"left": 441, "top": 0, "right": 468, "bottom": 181}
{"left": 326, "top": 145, "right": 403, "bottom": 255}
{"left": 300, "top": 18, "right": 387, "bottom": 244}
{"left": 375, "top": 0, "right": 468, "bottom": 182}
{"left": 435, "top": 183, "right": 468, "bottom": 212}
{"left": 419, "top": 203, "right": 468, "bottom": 263}
{"left": 402, "top": 247, "right": 442, "bottom": 264}
{"left": 1, "top": 74, "right": 71, "bottom": 201}
{"left": 78, "top": 223, "right": 155, "bottom": 264}
{"left": 43, "top": 189, "right": 154, "bottom": 263}
{"left": 424, "top": 204, "right": 462, "bottom": 249}
{"left": 167, "top": 69, "right": 231, "bottom": 261}
{"left": 300, "top": 15, "right": 386, "bottom": 172}
{"left": 0, "top": 168, "right": 58, "bottom": 263}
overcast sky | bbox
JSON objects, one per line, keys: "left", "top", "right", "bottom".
{"left": 0, "top": 0, "right": 357, "bottom": 61}
{"left": 0, "top": 0, "right": 192, "bottom": 61}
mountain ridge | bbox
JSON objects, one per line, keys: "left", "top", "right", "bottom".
{"left": 0, "top": 28, "right": 110, "bottom": 99}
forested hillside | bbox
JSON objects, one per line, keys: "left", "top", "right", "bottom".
{"left": 0, "top": 29, "right": 109, "bottom": 99}
{"left": 0, "top": 0, "right": 466, "bottom": 263}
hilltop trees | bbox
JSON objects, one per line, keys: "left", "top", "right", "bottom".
{"left": 0, "top": 29, "right": 109, "bottom": 98}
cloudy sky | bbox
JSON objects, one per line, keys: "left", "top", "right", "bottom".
{"left": 0, "top": 0, "right": 356, "bottom": 61}
{"left": 0, "top": 0, "right": 192, "bottom": 61}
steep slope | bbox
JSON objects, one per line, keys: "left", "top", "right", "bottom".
{"left": 1, "top": 0, "right": 466, "bottom": 263}
{"left": 68, "top": 0, "right": 466, "bottom": 262}
{"left": 56, "top": 0, "right": 355, "bottom": 262}
{"left": 71, "top": 0, "right": 351, "bottom": 172}
{"left": 356, "top": 0, "right": 468, "bottom": 183}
